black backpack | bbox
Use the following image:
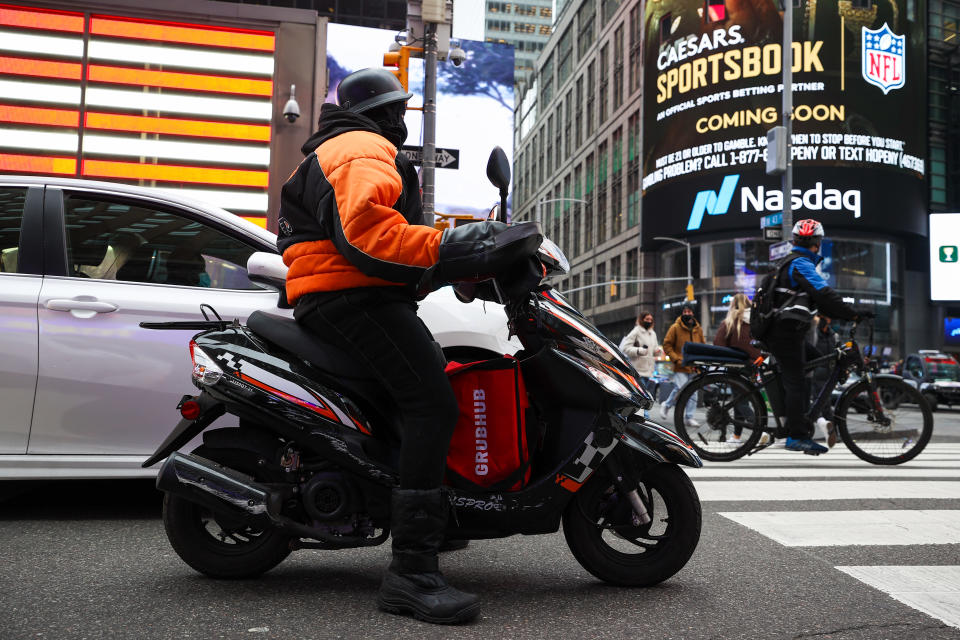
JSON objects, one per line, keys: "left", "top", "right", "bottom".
{"left": 749, "top": 254, "right": 800, "bottom": 342}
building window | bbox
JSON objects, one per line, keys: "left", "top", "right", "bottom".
{"left": 597, "top": 261, "right": 607, "bottom": 305}
{"left": 487, "top": 2, "right": 513, "bottom": 13}
{"left": 611, "top": 127, "right": 623, "bottom": 235}
{"left": 628, "top": 5, "right": 641, "bottom": 94}
{"left": 514, "top": 3, "right": 537, "bottom": 16}
{"left": 599, "top": 44, "right": 609, "bottom": 123}
{"left": 583, "top": 268, "right": 593, "bottom": 309}
{"left": 546, "top": 115, "right": 554, "bottom": 178}
{"left": 558, "top": 25, "right": 573, "bottom": 86}
{"left": 613, "top": 24, "right": 624, "bottom": 111}
{"left": 571, "top": 273, "right": 581, "bottom": 309}
{"left": 573, "top": 163, "right": 582, "bottom": 257}
{"left": 536, "top": 130, "right": 544, "bottom": 185}
{"left": 597, "top": 140, "right": 608, "bottom": 243}
{"left": 627, "top": 112, "right": 640, "bottom": 227}
{"left": 626, "top": 249, "right": 638, "bottom": 298}
{"left": 601, "top": 0, "right": 622, "bottom": 25}
{"left": 564, "top": 89, "right": 573, "bottom": 160}
{"left": 610, "top": 256, "right": 621, "bottom": 302}
{"left": 540, "top": 53, "right": 554, "bottom": 106}
{"left": 575, "top": 76, "right": 584, "bottom": 149}
{"left": 562, "top": 174, "right": 572, "bottom": 257}
{"left": 487, "top": 19, "right": 512, "bottom": 31}
{"left": 586, "top": 61, "right": 596, "bottom": 136}
{"left": 540, "top": 6, "right": 553, "bottom": 18}
{"left": 578, "top": 0, "right": 596, "bottom": 58}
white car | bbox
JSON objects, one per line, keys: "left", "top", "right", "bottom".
{"left": 0, "top": 176, "right": 516, "bottom": 479}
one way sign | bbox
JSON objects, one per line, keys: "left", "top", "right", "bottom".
{"left": 400, "top": 145, "right": 460, "bottom": 170}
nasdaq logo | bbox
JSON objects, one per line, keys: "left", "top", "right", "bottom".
{"left": 687, "top": 174, "right": 740, "bottom": 231}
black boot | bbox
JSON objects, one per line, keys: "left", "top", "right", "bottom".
{"left": 377, "top": 488, "right": 480, "bottom": 624}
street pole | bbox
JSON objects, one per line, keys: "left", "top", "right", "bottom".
{"left": 781, "top": 0, "right": 793, "bottom": 240}
{"left": 422, "top": 21, "right": 437, "bottom": 226}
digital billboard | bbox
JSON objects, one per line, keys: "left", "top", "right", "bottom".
{"left": 0, "top": 4, "right": 276, "bottom": 225}
{"left": 642, "top": 0, "right": 927, "bottom": 244}
{"left": 326, "top": 24, "right": 514, "bottom": 219}
{"left": 931, "top": 213, "right": 960, "bottom": 301}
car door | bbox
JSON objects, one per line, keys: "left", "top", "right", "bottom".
{"left": 29, "top": 188, "right": 279, "bottom": 455}
{"left": 0, "top": 184, "right": 42, "bottom": 454}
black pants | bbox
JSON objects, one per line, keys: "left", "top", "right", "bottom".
{"left": 766, "top": 324, "right": 815, "bottom": 439}
{"left": 294, "top": 288, "right": 459, "bottom": 490}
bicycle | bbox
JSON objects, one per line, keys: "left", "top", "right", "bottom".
{"left": 670, "top": 319, "right": 933, "bottom": 465}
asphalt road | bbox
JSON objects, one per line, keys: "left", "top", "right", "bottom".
{"left": 2, "top": 410, "right": 960, "bottom": 640}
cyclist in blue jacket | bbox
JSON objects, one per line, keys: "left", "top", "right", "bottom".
{"left": 768, "top": 219, "right": 865, "bottom": 454}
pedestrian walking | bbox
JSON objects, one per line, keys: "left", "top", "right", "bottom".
{"left": 660, "top": 304, "right": 705, "bottom": 427}
{"left": 619, "top": 311, "right": 662, "bottom": 416}
{"left": 714, "top": 293, "right": 761, "bottom": 444}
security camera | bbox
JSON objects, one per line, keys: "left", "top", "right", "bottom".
{"left": 449, "top": 46, "right": 466, "bottom": 67}
{"left": 283, "top": 84, "right": 300, "bottom": 123}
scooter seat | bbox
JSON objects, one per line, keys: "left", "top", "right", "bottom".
{"left": 682, "top": 342, "right": 750, "bottom": 365}
{"left": 247, "top": 311, "right": 371, "bottom": 380}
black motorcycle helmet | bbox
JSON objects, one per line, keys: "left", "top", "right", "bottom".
{"left": 337, "top": 68, "right": 413, "bottom": 114}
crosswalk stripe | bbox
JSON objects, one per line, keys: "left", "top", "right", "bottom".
{"left": 834, "top": 566, "right": 960, "bottom": 630}
{"left": 691, "top": 467, "right": 960, "bottom": 478}
{"left": 718, "top": 510, "right": 960, "bottom": 546}
{"left": 695, "top": 480, "right": 960, "bottom": 501}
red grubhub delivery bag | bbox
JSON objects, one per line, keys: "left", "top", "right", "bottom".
{"left": 444, "top": 357, "right": 531, "bottom": 491}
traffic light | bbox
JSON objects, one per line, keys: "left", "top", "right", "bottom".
{"left": 383, "top": 46, "right": 411, "bottom": 91}
{"left": 609, "top": 279, "right": 618, "bottom": 298}
{"left": 685, "top": 283, "right": 695, "bottom": 301}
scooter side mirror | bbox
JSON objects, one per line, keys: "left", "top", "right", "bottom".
{"left": 486, "top": 147, "right": 511, "bottom": 220}
{"left": 486, "top": 146, "right": 511, "bottom": 193}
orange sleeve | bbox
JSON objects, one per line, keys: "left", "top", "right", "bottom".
{"left": 316, "top": 131, "right": 442, "bottom": 283}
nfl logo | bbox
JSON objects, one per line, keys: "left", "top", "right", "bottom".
{"left": 862, "top": 24, "right": 906, "bottom": 94}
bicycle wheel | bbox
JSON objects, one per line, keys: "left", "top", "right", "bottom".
{"left": 673, "top": 372, "right": 766, "bottom": 461}
{"left": 836, "top": 377, "right": 933, "bottom": 465}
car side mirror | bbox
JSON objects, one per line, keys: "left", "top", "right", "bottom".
{"left": 486, "top": 147, "right": 510, "bottom": 217}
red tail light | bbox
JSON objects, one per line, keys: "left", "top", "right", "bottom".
{"left": 189, "top": 339, "right": 197, "bottom": 363}
{"left": 180, "top": 399, "right": 201, "bottom": 420}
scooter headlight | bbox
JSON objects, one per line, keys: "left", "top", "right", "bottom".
{"left": 585, "top": 364, "right": 633, "bottom": 400}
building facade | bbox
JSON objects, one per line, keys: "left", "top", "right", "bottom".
{"left": 515, "top": 0, "right": 948, "bottom": 356}
{"left": 514, "top": 0, "right": 647, "bottom": 343}
{"left": 484, "top": 1, "right": 554, "bottom": 77}
{"left": 230, "top": 0, "right": 407, "bottom": 31}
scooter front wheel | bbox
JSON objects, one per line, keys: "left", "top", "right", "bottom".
{"left": 562, "top": 461, "right": 701, "bottom": 587}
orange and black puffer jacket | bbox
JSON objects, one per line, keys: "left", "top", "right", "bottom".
{"left": 277, "top": 104, "right": 440, "bottom": 303}
{"left": 277, "top": 104, "right": 544, "bottom": 304}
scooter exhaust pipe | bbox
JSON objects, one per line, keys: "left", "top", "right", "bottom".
{"left": 156, "top": 452, "right": 277, "bottom": 521}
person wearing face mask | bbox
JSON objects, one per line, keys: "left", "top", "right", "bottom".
{"left": 660, "top": 304, "right": 705, "bottom": 427}
{"left": 619, "top": 311, "right": 663, "bottom": 416}
{"left": 274, "top": 69, "right": 540, "bottom": 624}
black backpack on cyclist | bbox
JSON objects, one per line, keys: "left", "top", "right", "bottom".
{"left": 749, "top": 254, "right": 801, "bottom": 342}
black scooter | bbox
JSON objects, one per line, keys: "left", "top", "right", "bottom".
{"left": 142, "top": 151, "right": 702, "bottom": 589}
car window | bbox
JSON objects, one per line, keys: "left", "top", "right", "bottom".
{"left": 906, "top": 358, "right": 923, "bottom": 378}
{"left": 62, "top": 193, "right": 261, "bottom": 290}
{"left": 0, "top": 187, "right": 27, "bottom": 274}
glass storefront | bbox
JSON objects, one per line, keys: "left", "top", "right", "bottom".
{"left": 658, "top": 237, "right": 905, "bottom": 361}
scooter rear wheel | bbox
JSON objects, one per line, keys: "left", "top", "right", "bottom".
{"left": 562, "top": 461, "right": 701, "bottom": 587}
{"left": 162, "top": 445, "right": 291, "bottom": 579}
